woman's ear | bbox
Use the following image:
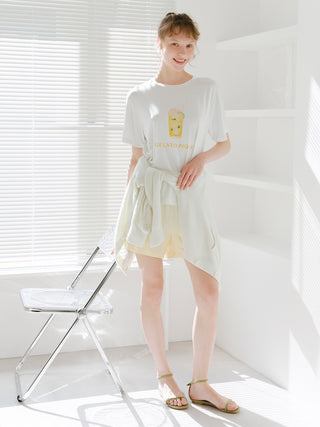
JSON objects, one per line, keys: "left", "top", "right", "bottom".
{"left": 157, "top": 36, "right": 164, "bottom": 50}
{"left": 155, "top": 36, "right": 162, "bottom": 58}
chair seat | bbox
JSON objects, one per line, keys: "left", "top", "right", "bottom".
{"left": 20, "top": 288, "right": 113, "bottom": 314}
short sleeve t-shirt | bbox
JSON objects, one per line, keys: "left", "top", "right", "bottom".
{"left": 122, "top": 75, "right": 229, "bottom": 175}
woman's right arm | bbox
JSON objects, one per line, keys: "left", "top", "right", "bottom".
{"left": 127, "top": 146, "right": 144, "bottom": 185}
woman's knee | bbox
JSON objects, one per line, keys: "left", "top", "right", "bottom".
{"left": 184, "top": 259, "right": 219, "bottom": 306}
{"left": 193, "top": 279, "right": 219, "bottom": 310}
{"left": 140, "top": 281, "right": 163, "bottom": 311}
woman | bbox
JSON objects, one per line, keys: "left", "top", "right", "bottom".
{"left": 114, "top": 12, "right": 239, "bottom": 414}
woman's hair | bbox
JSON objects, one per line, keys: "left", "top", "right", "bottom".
{"left": 156, "top": 12, "right": 200, "bottom": 60}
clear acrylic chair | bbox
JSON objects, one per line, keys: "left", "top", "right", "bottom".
{"left": 15, "top": 225, "right": 125, "bottom": 402}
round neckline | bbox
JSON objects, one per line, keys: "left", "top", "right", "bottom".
{"left": 152, "top": 75, "right": 196, "bottom": 87}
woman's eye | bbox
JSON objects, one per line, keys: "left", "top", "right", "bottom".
{"left": 172, "top": 43, "right": 193, "bottom": 47}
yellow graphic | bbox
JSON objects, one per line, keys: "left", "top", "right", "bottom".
{"left": 168, "top": 108, "right": 185, "bottom": 137}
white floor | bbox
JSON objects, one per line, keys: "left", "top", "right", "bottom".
{"left": 0, "top": 341, "right": 314, "bottom": 427}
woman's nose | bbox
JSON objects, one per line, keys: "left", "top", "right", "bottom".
{"left": 177, "top": 47, "right": 186, "bottom": 56}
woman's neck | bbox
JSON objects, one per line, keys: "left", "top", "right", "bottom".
{"left": 155, "top": 70, "right": 193, "bottom": 85}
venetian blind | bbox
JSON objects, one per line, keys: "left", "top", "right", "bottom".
{"left": 0, "top": 0, "right": 175, "bottom": 270}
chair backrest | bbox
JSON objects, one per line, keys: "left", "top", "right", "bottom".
{"left": 67, "top": 226, "right": 117, "bottom": 313}
{"left": 97, "top": 225, "right": 115, "bottom": 257}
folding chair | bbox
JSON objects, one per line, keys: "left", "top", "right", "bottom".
{"left": 15, "top": 225, "right": 125, "bottom": 402}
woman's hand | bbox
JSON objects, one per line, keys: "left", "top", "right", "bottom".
{"left": 176, "top": 153, "right": 206, "bottom": 190}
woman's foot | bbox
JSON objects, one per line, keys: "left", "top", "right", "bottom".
{"left": 158, "top": 373, "right": 188, "bottom": 408}
{"left": 188, "top": 381, "right": 239, "bottom": 411}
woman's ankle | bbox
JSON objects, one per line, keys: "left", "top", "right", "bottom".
{"left": 157, "top": 370, "right": 172, "bottom": 378}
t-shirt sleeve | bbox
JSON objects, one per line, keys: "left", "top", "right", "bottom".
{"left": 122, "top": 90, "right": 145, "bottom": 148}
{"left": 208, "top": 81, "right": 229, "bottom": 143}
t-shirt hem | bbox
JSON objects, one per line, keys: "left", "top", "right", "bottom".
{"left": 215, "top": 134, "right": 228, "bottom": 142}
{"left": 122, "top": 138, "right": 144, "bottom": 147}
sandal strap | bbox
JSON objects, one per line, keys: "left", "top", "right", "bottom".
{"left": 166, "top": 395, "right": 186, "bottom": 401}
{"left": 157, "top": 372, "right": 173, "bottom": 380}
{"left": 159, "top": 386, "right": 187, "bottom": 402}
{"left": 187, "top": 378, "right": 208, "bottom": 386}
{"left": 225, "top": 398, "right": 234, "bottom": 410}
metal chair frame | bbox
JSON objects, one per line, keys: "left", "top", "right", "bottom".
{"left": 15, "top": 228, "right": 124, "bottom": 402}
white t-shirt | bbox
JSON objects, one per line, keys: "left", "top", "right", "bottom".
{"left": 122, "top": 75, "right": 229, "bottom": 174}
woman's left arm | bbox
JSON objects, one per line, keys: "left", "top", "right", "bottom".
{"left": 176, "top": 133, "right": 231, "bottom": 190}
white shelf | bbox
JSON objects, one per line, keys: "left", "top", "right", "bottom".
{"left": 215, "top": 16, "right": 296, "bottom": 268}
{"left": 216, "top": 25, "right": 297, "bottom": 51}
{"left": 221, "top": 231, "right": 291, "bottom": 260}
{"left": 211, "top": 173, "right": 293, "bottom": 193}
{"left": 226, "top": 109, "right": 296, "bottom": 118}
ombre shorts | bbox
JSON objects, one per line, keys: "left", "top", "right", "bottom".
{"left": 124, "top": 204, "right": 184, "bottom": 259}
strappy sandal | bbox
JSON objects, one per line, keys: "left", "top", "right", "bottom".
{"left": 157, "top": 373, "right": 189, "bottom": 410}
{"left": 187, "top": 379, "right": 240, "bottom": 414}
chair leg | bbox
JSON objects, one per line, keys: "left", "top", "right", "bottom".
{"left": 16, "top": 316, "right": 80, "bottom": 402}
{"left": 15, "top": 313, "right": 56, "bottom": 401}
{"left": 82, "top": 317, "right": 125, "bottom": 396}
{"left": 16, "top": 314, "right": 56, "bottom": 372}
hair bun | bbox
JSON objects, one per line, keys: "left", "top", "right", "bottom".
{"left": 165, "top": 12, "right": 175, "bottom": 17}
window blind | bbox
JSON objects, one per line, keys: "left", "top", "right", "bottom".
{"left": 0, "top": 0, "right": 175, "bottom": 270}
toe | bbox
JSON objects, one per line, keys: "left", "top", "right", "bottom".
{"left": 227, "top": 400, "right": 238, "bottom": 410}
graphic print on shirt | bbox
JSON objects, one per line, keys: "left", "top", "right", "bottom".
{"left": 168, "top": 108, "right": 185, "bottom": 137}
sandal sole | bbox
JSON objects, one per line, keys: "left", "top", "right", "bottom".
{"left": 167, "top": 403, "right": 189, "bottom": 410}
{"left": 191, "top": 398, "right": 240, "bottom": 413}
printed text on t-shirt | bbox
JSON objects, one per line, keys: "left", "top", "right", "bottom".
{"left": 154, "top": 142, "right": 194, "bottom": 149}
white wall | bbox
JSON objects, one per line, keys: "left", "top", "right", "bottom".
{"left": 289, "top": 0, "right": 320, "bottom": 404}
{"left": 187, "top": 0, "right": 320, "bottom": 406}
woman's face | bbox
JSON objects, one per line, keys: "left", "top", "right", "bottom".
{"left": 157, "top": 31, "right": 195, "bottom": 70}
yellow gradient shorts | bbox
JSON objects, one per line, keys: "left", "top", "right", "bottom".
{"left": 124, "top": 204, "right": 184, "bottom": 259}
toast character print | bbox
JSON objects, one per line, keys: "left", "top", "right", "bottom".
{"left": 168, "top": 108, "right": 185, "bottom": 137}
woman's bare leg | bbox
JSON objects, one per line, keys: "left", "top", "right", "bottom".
{"left": 184, "top": 259, "right": 239, "bottom": 410}
{"left": 135, "top": 252, "right": 187, "bottom": 407}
